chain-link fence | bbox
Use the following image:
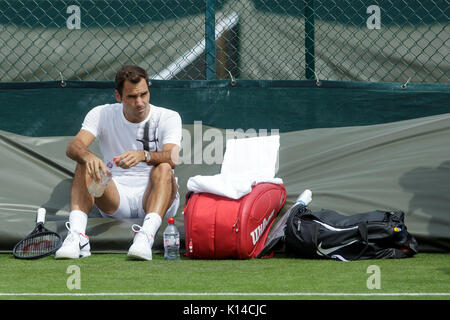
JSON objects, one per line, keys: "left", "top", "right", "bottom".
{"left": 0, "top": 0, "right": 448, "bottom": 82}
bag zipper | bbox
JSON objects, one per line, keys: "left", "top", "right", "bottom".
{"left": 186, "top": 194, "right": 197, "bottom": 256}
{"left": 188, "top": 239, "right": 193, "bottom": 254}
{"left": 232, "top": 218, "right": 239, "bottom": 233}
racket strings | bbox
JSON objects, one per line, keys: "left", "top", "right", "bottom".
{"left": 15, "top": 233, "right": 61, "bottom": 258}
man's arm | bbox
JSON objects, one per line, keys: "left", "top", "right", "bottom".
{"left": 66, "top": 129, "right": 108, "bottom": 182}
{"left": 149, "top": 143, "right": 180, "bottom": 169}
{"left": 114, "top": 144, "right": 180, "bottom": 170}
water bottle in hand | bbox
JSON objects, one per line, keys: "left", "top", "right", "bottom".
{"left": 88, "top": 170, "right": 112, "bottom": 198}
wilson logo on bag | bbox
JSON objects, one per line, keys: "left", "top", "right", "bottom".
{"left": 250, "top": 209, "right": 275, "bottom": 245}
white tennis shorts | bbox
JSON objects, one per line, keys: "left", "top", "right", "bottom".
{"left": 98, "top": 175, "right": 180, "bottom": 220}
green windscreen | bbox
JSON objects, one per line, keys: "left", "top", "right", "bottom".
{"left": 1, "top": 80, "right": 449, "bottom": 136}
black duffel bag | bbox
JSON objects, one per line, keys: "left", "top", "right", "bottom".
{"left": 283, "top": 205, "right": 418, "bottom": 261}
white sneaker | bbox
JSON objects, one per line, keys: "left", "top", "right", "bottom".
{"left": 55, "top": 222, "right": 91, "bottom": 259}
{"left": 127, "top": 224, "right": 153, "bottom": 261}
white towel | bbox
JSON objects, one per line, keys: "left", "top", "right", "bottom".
{"left": 187, "top": 135, "right": 283, "bottom": 199}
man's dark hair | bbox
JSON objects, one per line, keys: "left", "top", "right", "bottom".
{"left": 115, "top": 65, "right": 149, "bottom": 96}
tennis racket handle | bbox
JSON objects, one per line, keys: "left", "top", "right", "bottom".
{"left": 36, "top": 208, "right": 46, "bottom": 224}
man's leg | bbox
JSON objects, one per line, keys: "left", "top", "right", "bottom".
{"left": 67, "top": 163, "right": 94, "bottom": 235}
{"left": 143, "top": 163, "right": 178, "bottom": 218}
{"left": 56, "top": 163, "right": 120, "bottom": 259}
{"left": 128, "top": 163, "right": 178, "bottom": 260}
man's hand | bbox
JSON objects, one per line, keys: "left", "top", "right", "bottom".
{"left": 114, "top": 150, "right": 145, "bottom": 169}
{"left": 84, "top": 153, "right": 110, "bottom": 183}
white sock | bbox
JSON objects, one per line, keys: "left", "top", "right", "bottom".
{"left": 142, "top": 212, "right": 162, "bottom": 247}
{"left": 69, "top": 210, "right": 88, "bottom": 234}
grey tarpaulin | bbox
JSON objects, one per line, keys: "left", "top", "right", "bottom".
{"left": 1, "top": 114, "right": 449, "bottom": 253}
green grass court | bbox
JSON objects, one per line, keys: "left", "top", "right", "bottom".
{"left": 0, "top": 253, "right": 449, "bottom": 300}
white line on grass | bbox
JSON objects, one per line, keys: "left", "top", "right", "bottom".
{"left": 0, "top": 292, "right": 449, "bottom": 297}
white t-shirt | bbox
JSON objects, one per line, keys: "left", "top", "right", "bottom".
{"left": 81, "top": 103, "right": 182, "bottom": 177}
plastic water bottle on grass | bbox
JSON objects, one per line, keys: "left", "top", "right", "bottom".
{"left": 164, "top": 217, "right": 180, "bottom": 260}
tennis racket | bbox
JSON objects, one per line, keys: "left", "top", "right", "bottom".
{"left": 13, "top": 208, "right": 62, "bottom": 259}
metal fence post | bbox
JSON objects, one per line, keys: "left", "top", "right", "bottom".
{"left": 205, "top": 0, "right": 216, "bottom": 80}
{"left": 305, "top": 0, "right": 315, "bottom": 80}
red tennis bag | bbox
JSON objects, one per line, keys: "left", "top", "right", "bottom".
{"left": 183, "top": 182, "right": 287, "bottom": 259}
